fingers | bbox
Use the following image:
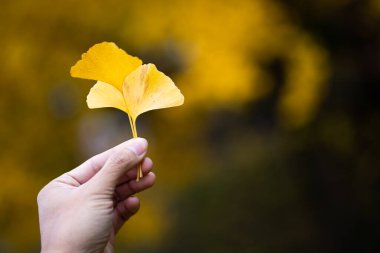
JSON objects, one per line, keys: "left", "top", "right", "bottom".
{"left": 113, "top": 171, "right": 156, "bottom": 232}
{"left": 115, "top": 172, "right": 156, "bottom": 202}
{"left": 67, "top": 138, "right": 147, "bottom": 185}
{"left": 88, "top": 138, "right": 148, "bottom": 191}
{"left": 113, "top": 196, "right": 140, "bottom": 232}
{"left": 116, "top": 157, "right": 153, "bottom": 185}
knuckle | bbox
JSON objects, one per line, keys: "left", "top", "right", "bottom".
{"left": 36, "top": 191, "right": 42, "bottom": 204}
{"left": 36, "top": 187, "right": 47, "bottom": 205}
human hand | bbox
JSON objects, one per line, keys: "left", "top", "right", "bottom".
{"left": 37, "top": 138, "right": 155, "bottom": 253}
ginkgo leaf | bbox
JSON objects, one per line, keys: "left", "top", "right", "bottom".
{"left": 123, "top": 63, "right": 185, "bottom": 121}
{"left": 87, "top": 81, "right": 127, "bottom": 113}
{"left": 71, "top": 42, "right": 184, "bottom": 181}
{"left": 70, "top": 42, "right": 142, "bottom": 90}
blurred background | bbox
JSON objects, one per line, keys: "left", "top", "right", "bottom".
{"left": 0, "top": 0, "right": 379, "bottom": 252}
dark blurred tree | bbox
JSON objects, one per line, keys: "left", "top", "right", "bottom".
{"left": 161, "top": 1, "right": 380, "bottom": 253}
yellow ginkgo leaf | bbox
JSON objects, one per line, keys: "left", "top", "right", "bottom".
{"left": 123, "top": 63, "right": 185, "bottom": 121}
{"left": 70, "top": 42, "right": 142, "bottom": 90}
{"left": 71, "top": 42, "right": 184, "bottom": 181}
{"left": 87, "top": 81, "right": 127, "bottom": 113}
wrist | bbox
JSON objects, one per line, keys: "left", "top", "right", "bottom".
{"left": 41, "top": 249, "right": 71, "bottom": 253}
{"left": 41, "top": 244, "right": 74, "bottom": 253}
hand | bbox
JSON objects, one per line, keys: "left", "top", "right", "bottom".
{"left": 37, "top": 138, "right": 155, "bottom": 253}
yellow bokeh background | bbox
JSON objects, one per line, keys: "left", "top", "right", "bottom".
{"left": 1, "top": 0, "right": 379, "bottom": 252}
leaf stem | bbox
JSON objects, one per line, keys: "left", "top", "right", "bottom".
{"left": 128, "top": 115, "right": 143, "bottom": 181}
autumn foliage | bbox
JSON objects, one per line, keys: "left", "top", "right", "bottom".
{"left": 0, "top": 0, "right": 379, "bottom": 252}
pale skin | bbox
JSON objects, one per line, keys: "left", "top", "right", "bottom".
{"left": 37, "top": 138, "right": 155, "bottom": 253}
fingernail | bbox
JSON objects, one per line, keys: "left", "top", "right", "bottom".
{"left": 128, "top": 138, "right": 147, "bottom": 156}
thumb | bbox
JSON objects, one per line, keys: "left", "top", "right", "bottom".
{"left": 88, "top": 138, "right": 148, "bottom": 192}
